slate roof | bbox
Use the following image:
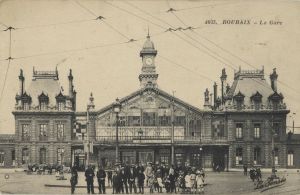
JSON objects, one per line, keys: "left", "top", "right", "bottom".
{"left": 26, "top": 70, "right": 64, "bottom": 106}
{"left": 225, "top": 68, "right": 279, "bottom": 106}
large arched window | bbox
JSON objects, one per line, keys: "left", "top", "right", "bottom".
{"left": 22, "top": 148, "right": 30, "bottom": 164}
{"left": 39, "top": 148, "right": 47, "bottom": 164}
{"left": 38, "top": 92, "right": 49, "bottom": 110}
{"left": 288, "top": 150, "right": 294, "bottom": 166}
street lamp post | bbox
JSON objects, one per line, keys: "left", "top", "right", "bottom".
{"left": 138, "top": 128, "right": 143, "bottom": 142}
{"left": 199, "top": 147, "right": 203, "bottom": 168}
{"left": 113, "top": 98, "right": 122, "bottom": 165}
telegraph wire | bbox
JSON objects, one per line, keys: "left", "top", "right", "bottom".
{"left": 124, "top": 0, "right": 300, "bottom": 102}
{"left": 15, "top": 18, "right": 94, "bottom": 30}
{"left": 123, "top": 1, "right": 237, "bottom": 70}
{"left": 0, "top": 26, "right": 14, "bottom": 104}
{"left": 74, "top": 0, "right": 216, "bottom": 82}
{"left": 165, "top": 4, "right": 300, "bottom": 95}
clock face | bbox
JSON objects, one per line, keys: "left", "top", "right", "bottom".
{"left": 145, "top": 57, "right": 153, "bottom": 65}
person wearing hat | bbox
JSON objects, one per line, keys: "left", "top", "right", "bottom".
{"left": 137, "top": 169, "right": 145, "bottom": 194}
{"left": 85, "top": 165, "right": 95, "bottom": 194}
{"left": 96, "top": 165, "right": 106, "bottom": 194}
{"left": 70, "top": 166, "right": 78, "bottom": 194}
{"left": 120, "top": 166, "right": 129, "bottom": 194}
{"left": 128, "top": 165, "right": 137, "bottom": 194}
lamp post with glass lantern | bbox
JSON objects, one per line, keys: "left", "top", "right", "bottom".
{"left": 199, "top": 147, "right": 203, "bottom": 168}
{"left": 113, "top": 98, "right": 122, "bottom": 164}
{"left": 138, "top": 128, "right": 143, "bottom": 142}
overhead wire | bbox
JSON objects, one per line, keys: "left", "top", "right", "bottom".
{"left": 74, "top": 0, "right": 215, "bottom": 82}
{"left": 124, "top": 0, "right": 299, "bottom": 105}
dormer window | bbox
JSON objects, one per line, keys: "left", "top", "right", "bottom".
{"left": 56, "top": 91, "right": 66, "bottom": 111}
{"left": 38, "top": 92, "right": 49, "bottom": 110}
{"left": 21, "top": 92, "right": 31, "bottom": 111}
{"left": 268, "top": 92, "right": 283, "bottom": 110}
{"left": 251, "top": 91, "right": 262, "bottom": 110}
{"left": 233, "top": 91, "right": 245, "bottom": 110}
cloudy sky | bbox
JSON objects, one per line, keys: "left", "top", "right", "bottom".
{"left": 0, "top": 0, "right": 299, "bottom": 133}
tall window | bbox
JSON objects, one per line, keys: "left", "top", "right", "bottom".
{"left": 22, "top": 124, "right": 30, "bottom": 141}
{"left": 288, "top": 151, "right": 294, "bottom": 166}
{"left": 254, "top": 124, "right": 261, "bottom": 139}
{"left": 57, "top": 124, "right": 64, "bottom": 140}
{"left": 253, "top": 147, "right": 261, "bottom": 165}
{"left": 159, "top": 115, "right": 171, "bottom": 126}
{"left": 236, "top": 123, "right": 243, "bottom": 139}
{"left": 175, "top": 116, "right": 186, "bottom": 126}
{"left": 274, "top": 148, "right": 279, "bottom": 165}
{"left": 23, "top": 102, "right": 29, "bottom": 110}
{"left": 235, "top": 148, "right": 243, "bottom": 165}
{"left": 160, "top": 156, "right": 169, "bottom": 165}
{"left": 143, "top": 112, "right": 156, "bottom": 126}
{"left": 40, "top": 101, "right": 47, "bottom": 110}
{"left": 128, "top": 116, "right": 140, "bottom": 126}
{"left": 22, "top": 148, "right": 29, "bottom": 164}
{"left": 273, "top": 123, "right": 280, "bottom": 136}
{"left": 58, "top": 102, "right": 65, "bottom": 111}
{"left": 0, "top": 151, "right": 4, "bottom": 166}
{"left": 57, "top": 148, "right": 64, "bottom": 165}
{"left": 119, "top": 116, "right": 126, "bottom": 126}
{"left": 191, "top": 153, "right": 201, "bottom": 167}
{"left": 39, "top": 148, "right": 46, "bottom": 164}
{"left": 40, "top": 124, "right": 47, "bottom": 141}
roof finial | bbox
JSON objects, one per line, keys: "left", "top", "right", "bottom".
{"left": 147, "top": 25, "right": 150, "bottom": 39}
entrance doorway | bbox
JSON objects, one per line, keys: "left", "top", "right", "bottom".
{"left": 74, "top": 149, "right": 85, "bottom": 171}
{"left": 213, "top": 147, "right": 226, "bottom": 171}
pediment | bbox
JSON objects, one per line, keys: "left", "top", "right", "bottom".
{"left": 96, "top": 87, "right": 204, "bottom": 116}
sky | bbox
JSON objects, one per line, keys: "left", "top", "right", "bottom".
{"left": 0, "top": 0, "right": 300, "bottom": 134}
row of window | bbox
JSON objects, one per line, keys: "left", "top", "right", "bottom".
{"left": 235, "top": 148, "right": 294, "bottom": 166}
{"left": 22, "top": 101, "right": 65, "bottom": 111}
{"left": 117, "top": 115, "right": 200, "bottom": 128}
{"left": 21, "top": 123, "right": 65, "bottom": 141}
{"left": 235, "top": 123, "right": 280, "bottom": 139}
{"left": 21, "top": 148, "right": 65, "bottom": 165}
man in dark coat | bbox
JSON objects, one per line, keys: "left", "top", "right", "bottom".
{"left": 137, "top": 169, "right": 145, "bottom": 194}
{"left": 128, "top": 165, "right": 137, "bottom": 193}
{"left": 70, "top": 166, "right": 78, "bottom": 194}
{"left": 120, "top": 167, "right": 129, "bottom": 194}
{"left": 97, "top": 166, "right": 106, "bottom": 194}
{"left": 85, "top": 165, "right": 95, "bottom": 194}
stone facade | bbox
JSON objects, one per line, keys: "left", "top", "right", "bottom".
{"left": 0, "top": 35, "right": 297, "bottom": 170}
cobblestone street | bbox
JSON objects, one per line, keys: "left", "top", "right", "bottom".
{"left": 0, "top": 170, "right": 299, "bottom": 194}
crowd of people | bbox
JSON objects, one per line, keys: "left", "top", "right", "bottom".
{"left": 70, "top": 162, "right": 206, "bottom": 194}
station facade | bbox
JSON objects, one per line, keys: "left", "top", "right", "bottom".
{"left": 0, "top": 35, "right": 297, "bottom": 170}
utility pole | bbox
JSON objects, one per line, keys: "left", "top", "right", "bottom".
{"left": 171, "top": 90, "right": 175, "bottom": 165}
{"left": 86, "top": 104, "right": 90, "bottom": 167}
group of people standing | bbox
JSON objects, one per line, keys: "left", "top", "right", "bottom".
{"left": 70, "top": 162, "right": 206, "bottom": 194}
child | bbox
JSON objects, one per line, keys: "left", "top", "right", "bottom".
{"left": 185, "top": 172, "right": 192, "bottom": 193}
{"left": 196, "top": 170, "right": 205, "bottom": 194}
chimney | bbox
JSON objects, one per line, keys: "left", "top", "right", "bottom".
{"left": 18, "top": 69, "right": 24, "bottom": 96}
{"left": 220, "top": 68, "right": 227, "bottom": 104}
{"left": 204, "top": 88, "right": 210, "bottom": 109}
{"left": 209, "top": 93, "right": 213, "bottom": 107}
{"left": 68, "top": 69, "right": 74, "bottom": 98}
{"left": 213, "top": 82, "right": 217, "bottom": 108}
{"left": 270, "top": 68, "right": 278, "bottom": 92}
{"left": 226, "top": 83, "right": 230, "bottom": 94}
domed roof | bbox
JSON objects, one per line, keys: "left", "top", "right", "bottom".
{"left": 140, "top": 35, "right": 157, "bottom": 57}
{"left": 143, "top": 35, "right": 155, "bottom": 50}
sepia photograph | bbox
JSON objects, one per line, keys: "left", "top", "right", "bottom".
{"left": 0, "top": 0, "right": 300, "bottom": 194}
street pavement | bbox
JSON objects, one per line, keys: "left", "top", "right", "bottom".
{"left": 0, "top": 170, "right": 300, "bottom": 194}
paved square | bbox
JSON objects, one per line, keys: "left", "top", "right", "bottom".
{"left": 0, "top": 170, "right": 299, "bottom": 194}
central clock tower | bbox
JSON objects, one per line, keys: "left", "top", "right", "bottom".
{"left": 139, "top": 34, "right": 158, "bottom": 88}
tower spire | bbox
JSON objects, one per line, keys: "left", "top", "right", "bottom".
{"left": 147, "top": 25, "right": 150, "bottom": 38}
